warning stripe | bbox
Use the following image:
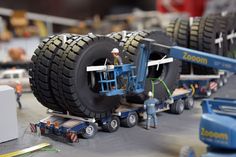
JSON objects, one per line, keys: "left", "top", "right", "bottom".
{"left": 70, "top": 133, "right": 78, "bottom": 143}
{"left": 30, "top": 123, "right": 37, "bottom": 133}
{"left": 209, "top": 82, "right": 217, "bottom": 89}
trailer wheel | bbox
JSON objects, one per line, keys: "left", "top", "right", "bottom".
{"left": 121, "top": 112, "right": 138, "bottom": 128}
{"left": 179, "top": 146, "right": 196, "bottom": 157}
{"left": 223, "top": 77, "right": 228, "bottom": 84}
{"left": 206, "top": 90, "right": 212, "bottom": 97}
{"left": 102, "top": 116, "right": 120, "bottom": 133}
{"left": 217, "top": 79, "right": 223, "bottom": 87}
{"left": 171, "top": 99, "right": 185, "bottom": 114}
{"left": 184, "top": 97, "right": 194, "bottom": 110}
{"left": 81, "top": 123, "right": 97, "bottom": 139}
{"left": 212, "top": 86, "right": 218, "bottom": 93}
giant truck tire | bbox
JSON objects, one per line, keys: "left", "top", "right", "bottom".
{"left": 209, "top": 13, "right": 235, "bottom": 57}
{"left": 107, "top": 32, "right": 123, "bottom": 43}
{"left": 123, "top": 30, "right": 182, "bottom": 103}
{"left": 29, "top": 34, "right": 76, "bottom": 112}
{"left": 50, "top": 36, "right": 81, "bottom": 114}
{"left": 166, "top": 18, "right": 191, "bottom": 74}
{"left": 225, "top": 13, "right": 236, "bottom": 58}
{"left": 190, "top": 16, "right": 223, "bottom": 75}
{"left": 58, "top": 34, "right": 122, "bottom": 118}
{"left": 107, "top": 31, "right": 137, "bottom": 48}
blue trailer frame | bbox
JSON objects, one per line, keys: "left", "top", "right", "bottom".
{"left": 179, "top": 71, "right": 230, "bottom": 98}
{"left": 31, "top": 88, "right": 193, "bottom": 142}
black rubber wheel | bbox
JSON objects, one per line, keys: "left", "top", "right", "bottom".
{"left": 222, "top": 75, "right": 228, "bottom": 84}
{"left": 50, "top": 35, "right": 81, "bottom": 115}
{"left": 179, "top": 146, "right": 196, "bottom": 157}
{"left": 171, "top": 99, "right": 185, "bottom": 114}
{"left": 184, "top": 97, "right": 194, "bottom": 110}
{"left": 123, "top": 30, "right": 182, "bottom": 103}
{"left": 121, "top": 112, "right": 138, "bottom": 128}
{"left": 81, "top": 122, "right": 97, "bottom": 139}
{"left": 102, "top": 116, "right": 120, "bottom": 133}
{"left": 206, "top": 89, "right": 212, "bottom": 97}
{"left": 29, "top": 34, "right": 76, "bottom": 112}
{"left": 209, "top": 13, "right": 235, "bottom": 57}
{"left": 212, "top": 85, "right": 218, "bottom": 93}
{"left": 58, "top": 34, "right": 122, "bottom": 118}
{"left": 170, "top": 101, "right": 176, "bottom": 113}
{"left": 166, "top": 18, "right": 191, "bottom": 74}
{"left": 225, "top": 13, "right": 236, "bottom": 58}
{"left": 107, "top": 32, "right": 123, "bottom": 42}
{"left": 107, "top": 31, "right": 136, "bottom": 47}
{"left": 217, "top": 78, "right": 223, "bottom": 87}
{"left": 190, "top": 16, "right": 223, "bottom": 75}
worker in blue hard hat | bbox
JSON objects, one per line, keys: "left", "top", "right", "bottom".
{"left": 111, "top": 48, "right": 123, "bottom": 65}
{"left": 144, "top": 91, "right": 160, "bottom": 130}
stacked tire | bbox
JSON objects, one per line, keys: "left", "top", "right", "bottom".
{"left": 166, "top": 13, "right": 236, "bottom": 75}
{"left": 166, "top": 18, "right": 191, "bottom": 74}
{"left": 118, "top": 30, "right": 181, "bottom": 103}
{"left": 30, "top": 34, "right": 123, "bottom": 118}
{"left": 29, "top": 34, "right": 77, "bottom": 113}
{"left": 30, "top": 30, "right": 182, "bottom": 118}
{"left": 190, "top": 15, "right": 224, "bottom": 75}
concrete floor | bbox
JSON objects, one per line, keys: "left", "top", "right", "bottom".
{"left": 1, "top": 75, "right": 236, "bottom": 157}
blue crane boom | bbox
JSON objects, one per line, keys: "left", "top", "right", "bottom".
{"left": 143, "top": 38, "right": 236, "bottom": 73}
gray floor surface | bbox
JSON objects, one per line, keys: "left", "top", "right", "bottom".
{"left": 0, "top": 75, "right": 236, "bottom": 157}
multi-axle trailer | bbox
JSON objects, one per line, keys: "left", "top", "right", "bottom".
{"left": 31, "top": 88, "right": 193, "bottom": 143}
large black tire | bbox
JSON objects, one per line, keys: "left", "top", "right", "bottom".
{"left": 58, "top": 34, "right": 122, "bottom": 118}
{"left": 107, "top": 32, "right": 123, "bottom": 43}
{"left": 190, "top": 16, "right": 223, "bottom": 75}
{"left": 50, "top": 35, "right": 81, "bottom": 115}
{"left": 166, "top": 18, "right": 191, "bottom": 74}
{"left": 225, "top": 13, "right": 236, "bottom": 58}
{"left": 123, "top": 30, "right": 182, "bottom": 103}
{"left": 29, "top": 34, "right": 76, "bottom": 112}
{"left": 107, "top": 31, "right": 137, "bottom": 47}
{"left": 209, "top": 13, "right": 235, "bottom": 57}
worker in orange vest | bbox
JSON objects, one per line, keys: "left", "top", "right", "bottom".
{"left": 15, "top": 81, "right": 23, "bottom": 109}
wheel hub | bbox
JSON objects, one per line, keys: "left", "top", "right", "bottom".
{"left": 180, "top": 103, "right": 184, "bottom": 111}
{"left": 110, "top": 120, "right": 118, "bottom": 128}
{"left": 86, "top": 125, "right": 94, "bottom": 135}
{"left": 129, "top": 115, "right": 136, "bottom": 124}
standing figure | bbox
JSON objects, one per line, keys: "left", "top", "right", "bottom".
{"left": 144, "top": 91, "right": 159, "bottom": 130}
{"left": 15, "top": 81, "right": 23, "bottom": 109}
{"left": 111, "top": 48, "right": 123, "bottom": 65}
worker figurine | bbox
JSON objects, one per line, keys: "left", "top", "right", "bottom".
{"left": 110, "top": 48, "right": 125, "bottom": 89}
{"left": 111, "top": 48, "right": 123, "bottom": 65}
{"left": 15, "top": 81, "right": 23, "bottom": 109}
{"left": 144, "top": 91, "right": 159, "bottom": 130}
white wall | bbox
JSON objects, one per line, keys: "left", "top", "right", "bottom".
{"left": 0, "top": 37, "right": 40, "bottom": 61}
